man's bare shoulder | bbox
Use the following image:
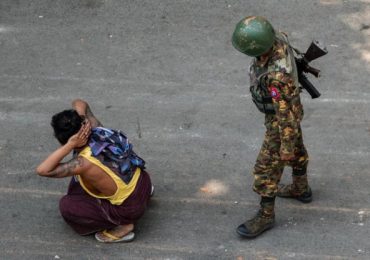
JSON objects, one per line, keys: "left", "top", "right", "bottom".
{"left": 77, "top": 156, "right": 105, "bottom": 177}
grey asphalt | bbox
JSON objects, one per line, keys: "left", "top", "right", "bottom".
{"left": 1, "top": 0, "right": 370, "bottom": 259}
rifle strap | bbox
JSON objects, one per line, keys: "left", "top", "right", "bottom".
{"left": 278, "top": 33, "right": 303, "bottom": 56}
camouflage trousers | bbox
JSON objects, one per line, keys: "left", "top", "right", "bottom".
{"left": 252, "top": 115, "right": 309, "bottom": 198}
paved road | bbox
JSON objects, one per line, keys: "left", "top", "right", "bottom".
{"left": 1, "top": 0, "right": 370, "bottom": 259}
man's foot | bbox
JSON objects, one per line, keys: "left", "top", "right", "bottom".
{"left": 236, "top": 210, "right": 275, "bottom": 238}
{"left": 95, "top": 224, "right": 135, "bottom": 243}
{"left": 277, "top": 184, "right": 312, "bottom": 203}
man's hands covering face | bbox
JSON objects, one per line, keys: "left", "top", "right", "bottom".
{"left": 67, "top": 120, "right": 92, "bottom": 148}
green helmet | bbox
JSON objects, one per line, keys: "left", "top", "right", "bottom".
{"left": 232, "top": 16, "right": 275, "bottom": 57}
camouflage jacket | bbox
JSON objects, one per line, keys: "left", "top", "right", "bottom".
{"left": 249, "top": 32, "right": 304, "bottom": 157}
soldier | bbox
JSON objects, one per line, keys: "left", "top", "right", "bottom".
{"left": 231, "top": 16, "right": 312, "bottom": 238}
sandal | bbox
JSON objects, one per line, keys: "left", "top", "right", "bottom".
{"left": 95, "top": 230, "right": 135, "bottom": 243}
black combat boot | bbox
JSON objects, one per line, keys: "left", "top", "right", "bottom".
{"left": 277, "top": 172, "right": 312, "bottom": 203}
{"left": 236, "top": 197, "right": 275, "bottom": 238}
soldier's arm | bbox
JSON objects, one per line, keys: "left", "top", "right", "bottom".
{"left": 72, "top": 99, "right": 103, "bottom": 128}
{"left": 267, "top": 71, "right": 300, "bottom": 160}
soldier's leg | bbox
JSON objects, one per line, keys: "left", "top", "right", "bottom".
{"left": 237, "top": 117, "right": 284, "bottom": 238}
{"left": 277, "top": 126, "right": 312, "bottom": 203}
{"left": 252, "top": 155, "right": 284, "bottom": 198}
{"left": 252, "top": 116, "right": 284, "bottom": 198}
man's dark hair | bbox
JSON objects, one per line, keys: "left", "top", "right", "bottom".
{"left": 51, "top": 109, "right": 84, "bottom": 145}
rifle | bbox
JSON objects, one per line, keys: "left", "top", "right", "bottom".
{"left": 294, "top": 40, "right": 328, "bottom": 99}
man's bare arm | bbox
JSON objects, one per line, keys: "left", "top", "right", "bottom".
{"left": 36, "top": 122, "right": 90, "bottom": 177}
{"left": 44, "top": 157, "right": 85, "bottom": 178}
{"left": 72, "top": 99, "right": 102, "bottom": 128}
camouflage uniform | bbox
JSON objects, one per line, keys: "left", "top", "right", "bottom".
{"left": 234, "top": 17, "right": 313, "bottom": 238}
{"left": 250, "top": 32, "right": 309, "bottom": 198}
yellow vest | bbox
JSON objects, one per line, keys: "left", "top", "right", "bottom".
{"left": 78, "top": 146, "right": 141, "bottom": 205}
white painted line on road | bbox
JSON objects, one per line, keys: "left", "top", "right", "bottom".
{"left": 2, "top": 74, "right": 370, "bottom": 105}
{"left": 161, "top": 197, "right": 370, "bottom": 215}
{"left": 1, "top": 187, "right": 368, "bottom": 215}
{"left": 318, "top": 97, "right": 370, "bottom": 104}
{"left": 0, "top": 26, "right": 16, "bottom": 33}
{"left": 0, "top": 96, "right": 61, "bottom": 102}
{"left": 0, "top": 73, "right": 183, "bottom": 87}
{"left": 0, "top": 187, "right": 63, "bottom": 196}
{"left": 1, "top": 74, "right": 366, "bottom": 104}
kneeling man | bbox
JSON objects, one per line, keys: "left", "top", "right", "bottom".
{"left": 36, "top": 99, "right": 152, "bottom": 243}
